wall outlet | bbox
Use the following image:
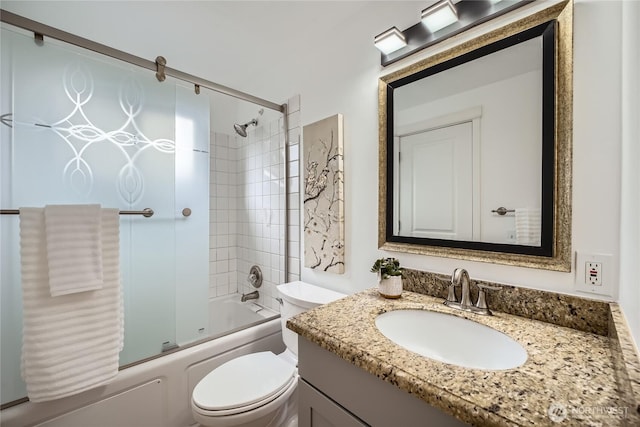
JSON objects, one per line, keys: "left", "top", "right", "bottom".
{"left": 575, "top": 252, "right": 614, "bottom": 297}
{"left": 585, "top": 262, "right": 602, "bottom": 285}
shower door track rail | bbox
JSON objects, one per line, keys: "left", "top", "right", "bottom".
{"left": 0, "top": 10, "right": 285, "bottom": 113}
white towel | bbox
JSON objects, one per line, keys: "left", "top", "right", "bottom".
{"left": 44, "top": 204, "right": 103, "bottom": 296}
{"left": 515, "top": 208, "right": 541, "bottom": 246}
{"left": 19, "top": 207, "right": 123, "bottom": 402}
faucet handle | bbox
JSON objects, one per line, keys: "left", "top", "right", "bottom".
{"left": 475, "top": 283, "right": 501, "bottom": 313}
{"left": 435, "top": 275, "right": 457, "bottom": 303}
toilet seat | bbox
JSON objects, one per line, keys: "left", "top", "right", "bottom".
{"left": 192, "top": 376, "right": 297, "bottom": 418}
{"left": 192, "top": 351, "right": 297, "bottom": 415}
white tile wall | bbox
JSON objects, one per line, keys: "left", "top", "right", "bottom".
{"left": 285, "top": 95, "right": 301, "bottom": 286}
{"left": 208, "top": 94, "right": 301, "bottom": 311}
{"left": 209, "top": 132, "right": 239, "bottom": 298}
{"left": 235, "top": 115, "right": 285, "bottom": 311}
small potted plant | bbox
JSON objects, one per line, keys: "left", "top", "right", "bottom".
{"left": 370, "top": 257, "right": 404, "bottom": 299}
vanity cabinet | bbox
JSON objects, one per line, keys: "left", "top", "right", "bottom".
{"left": 297, "top": 337, "right": 467, "bottom": 427}
{"left": 299, "top": 380, "right": 367, "bottom": 427}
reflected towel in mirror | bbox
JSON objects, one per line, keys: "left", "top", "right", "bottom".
{"left": 515, "top": 208, "right": 541, "bottom": 246}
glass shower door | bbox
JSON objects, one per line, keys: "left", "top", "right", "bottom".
{"left": 0, "top": 26, "right": 189, "bottom": 403}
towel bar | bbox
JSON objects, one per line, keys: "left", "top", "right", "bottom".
{"left": 1, "top": 208, "right": 154, "bottom": 218}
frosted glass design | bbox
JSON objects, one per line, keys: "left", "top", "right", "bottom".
{"left": 54, "top": 66, "right": 176, "bottom": 203}
{"left": 0, "top": 27, "right": 208, "bottom": 404}
{"left": 9, "top": 39, "right": 176, "bottom": 206}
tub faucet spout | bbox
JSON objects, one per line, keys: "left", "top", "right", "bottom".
{"left": 241, "top": 290, "right": 259, "bottom": 302}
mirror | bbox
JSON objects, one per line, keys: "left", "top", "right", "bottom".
{"left": 378, "top": 1, "right": 572, "bottom": 271}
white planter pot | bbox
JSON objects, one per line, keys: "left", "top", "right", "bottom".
{"left": 378, "top": 276, "right": 403, "bottom": 299}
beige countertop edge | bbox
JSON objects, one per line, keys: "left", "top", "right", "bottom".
{"left": 288, "top": 288, "right": 639, "bottom": 427}
{"left": 288, "top": 320, "right": 517, "bottom": 427}
{"left": 608, "top": 303, "right": 640, "bottom": 420}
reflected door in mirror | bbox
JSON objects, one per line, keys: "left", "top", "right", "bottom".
{"left": 396, "top": 122, "right": 474, "bottom": 241}
{"left": 393, "top": 36, "right": 542, "bottom": 247}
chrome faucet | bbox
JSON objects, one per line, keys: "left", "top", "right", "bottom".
{"left": 454, "top": 268, "right": 473, "bottom": 309}
{"left": 443, "top": 268, "right": 500, "bottom": 315}
{"left": 241, "top": 290, "right": 259, "bottom": 302}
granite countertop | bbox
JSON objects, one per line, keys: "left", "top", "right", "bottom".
{"left": 287, "top": 288, "right": 640, "bottom": 426}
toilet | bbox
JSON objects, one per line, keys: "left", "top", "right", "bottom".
{"left": 191, "top": 281, "right": 345, "bottom": 427}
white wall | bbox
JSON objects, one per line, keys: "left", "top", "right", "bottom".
{"left": 1, "top": 1, "right": 635, "bottom": 344}
{"left": 619, "top": 0, "right": 640, "bottom": 348}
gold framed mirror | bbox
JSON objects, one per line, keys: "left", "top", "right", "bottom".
{"left": 378, "top": 0, "right": 572, "bottom": 271}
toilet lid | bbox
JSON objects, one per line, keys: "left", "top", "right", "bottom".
{"left": 192, "top": 352, "right": 297, "bottom": 411}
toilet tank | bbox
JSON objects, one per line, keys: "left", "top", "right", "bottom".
{"left": 277, "top": 281, "right": 345, "bottom": 357}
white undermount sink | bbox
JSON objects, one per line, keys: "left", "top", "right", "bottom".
{"left": 375, "top": 309, "right": 527, "bottom": 370}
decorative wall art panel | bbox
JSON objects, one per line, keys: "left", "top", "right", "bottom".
{"left": 303, "top": 114, "right": 345, "bottom": 274}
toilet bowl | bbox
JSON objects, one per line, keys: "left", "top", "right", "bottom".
{"left": 191, "top": 351, "right": 298, "bottom": 427}
{"left": 191, "top": 281, "right": 345, "bottom": 427}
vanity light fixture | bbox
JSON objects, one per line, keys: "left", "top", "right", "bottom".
{"left": 421, "top": 0, "right": 458, "bottom": 34}
{"left": 374, "top": 27, "right": 407, "bottom": 55}
{"left": 376, "top": 0, "right": 533, "bottom": 67}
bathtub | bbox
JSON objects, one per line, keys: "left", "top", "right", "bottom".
{"left": 1, "top": 295, "right": 284, "bottom": 427}
{"left": 209, "top": 294, "right": 279, "bottom": 336}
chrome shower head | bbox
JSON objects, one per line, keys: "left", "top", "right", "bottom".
{"left": 233, "top": 118, "right": 258, "bottom": 138}
{"left": 233, "top": 123, "right": 248, "bottom": 138}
